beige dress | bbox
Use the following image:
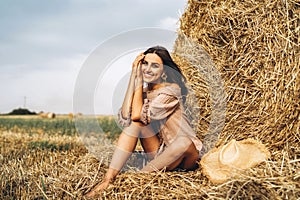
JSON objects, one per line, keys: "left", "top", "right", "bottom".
{"left": 118, "top": 84, "right": 203, "bottom": 155}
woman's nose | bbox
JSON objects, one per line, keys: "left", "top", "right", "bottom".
{"left": 144, "top": 64, "right": 152, "bottom": 72}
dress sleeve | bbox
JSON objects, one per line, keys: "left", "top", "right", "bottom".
{"left": 117, "top": 108, "right": 131, "bottom": 127}
{"left": 140, "top": 93, "right": 179, "bottom": 125}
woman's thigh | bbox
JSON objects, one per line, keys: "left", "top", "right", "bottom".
{"left": 139, "top": 125, "right": 160, "bottom": 160}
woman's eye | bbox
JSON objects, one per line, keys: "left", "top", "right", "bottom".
{"left": 152, "top": 64, "right": 159, "bottom": 68}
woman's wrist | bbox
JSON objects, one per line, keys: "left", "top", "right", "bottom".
{"left": 135, "top": 78, "right": 143, "bottom": 88}
{"left": 104, "top": 168, "right": 119, "bottom": 182}
{"left": 130, "top": 69, "right": 137, "bottom": 77}
{"left": 103, "top": 175, "right": 115, "bottom": 183}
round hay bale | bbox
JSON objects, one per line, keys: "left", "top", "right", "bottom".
{"left": 174, "top": 0, "right": 299, "bottom": 152}
{"left": 47, "top": 112, "right": 56, "bottom": 119}
{"left": 39, "top": 111, "right": 56, "bottom": 119}
{"left": 171, "top": 0, "right": 299, "bottom": 198}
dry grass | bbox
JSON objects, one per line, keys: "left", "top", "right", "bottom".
{"left": 1, "top": 131, "right": 299, "bottom": 199}
{"left": 1, "top": 0, "right": 299, "bottom": 199}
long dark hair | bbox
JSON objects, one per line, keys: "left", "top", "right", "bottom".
{"left": 143, "top": 46, "right": 188, "bottom": 103}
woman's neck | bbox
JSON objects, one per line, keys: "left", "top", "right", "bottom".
{"left": 147, "top": 82, "right": 165, "bottom": 91}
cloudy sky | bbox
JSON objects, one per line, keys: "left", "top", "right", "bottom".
{"left": 0, "top": 0, "right": 188, "bottom": 115}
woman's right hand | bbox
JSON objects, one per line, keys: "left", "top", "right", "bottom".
{"left": 132, "top": 53, "right": 145, "bottom": 70}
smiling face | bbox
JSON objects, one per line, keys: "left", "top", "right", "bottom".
{"left": 141, "top": 53, "right": 164, "bottom": 84}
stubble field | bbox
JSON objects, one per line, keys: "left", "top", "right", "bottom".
{"left": 0, "top": 115, "right": 121, "bottom": 199}
{"left": 1, "top": 115, "right": 299, "bottom": 199}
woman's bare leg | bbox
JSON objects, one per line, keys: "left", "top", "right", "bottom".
{"left": 85, "top": 122, "right": 143, "bottom": 197}
{"left": 141, "top": 136, "right": 199, "bottom": 172}
{"left": 139, "top": 125, "right": 160, "bottom": 160}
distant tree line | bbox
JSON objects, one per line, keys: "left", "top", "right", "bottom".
{"left": 6, "top": 108, "right": 37, "bottom": 115}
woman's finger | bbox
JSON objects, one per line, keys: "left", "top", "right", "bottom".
{"left": 137, "top": 63, "right": 142, "bottom": 77}
{"left": 132, "top": 53, "right": 145, "bottom": 68}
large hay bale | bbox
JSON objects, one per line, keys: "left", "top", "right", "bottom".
{"left": 170, "top": 0, "right": 299, "bottom": 198}
{"left": 174, "top": 0, "right": 299, "bottom": 152}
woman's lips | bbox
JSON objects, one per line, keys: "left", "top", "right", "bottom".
{"left": 143, "top": 73, "right": 153, "bottom": 78}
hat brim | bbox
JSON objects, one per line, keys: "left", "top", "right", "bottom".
{"left": 200, "top": 138, "right": 270, "bottom": 184}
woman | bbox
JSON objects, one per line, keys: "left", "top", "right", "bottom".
{"left": 85, "top": 46, "right": 202, "bottom": 197}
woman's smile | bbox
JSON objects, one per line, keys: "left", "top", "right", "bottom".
{"left": 141, "top": 53, "right": 164, "bottom": 84}
{"left": 143, "top": 72, "right": 154, "bottom": 78}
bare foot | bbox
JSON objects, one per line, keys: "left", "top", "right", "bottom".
{"left": 84, "top": 180, "right": 110, "bottom": 198}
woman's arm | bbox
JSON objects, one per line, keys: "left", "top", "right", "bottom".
{"left": 121, "top": 53, "right": 145, "bottom": 119}
{"left": 131, "top": 63, "right": 144, "bottom": 121}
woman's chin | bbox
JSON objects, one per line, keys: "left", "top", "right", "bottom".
{"left": 143, "top": 75, "right": 162, "bottom": 84}
{"left": 143, "top": 78, "right": 154, "bottom": 83}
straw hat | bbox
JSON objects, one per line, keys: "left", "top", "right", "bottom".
{"left": 200, "top": 138, "right": 270, "bottom": 184}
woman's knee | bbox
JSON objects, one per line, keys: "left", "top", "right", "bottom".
{"left": 139, "top": 125, "right": 157, "bottom": 139}
{"left": 175, "top": 136, "right": 193, "bottom": 151}
{"left": 168, "top": 136, "right": 197, "bottom": 159}
{"left": 122, "top": 122, "right": 143, "bottom": 137}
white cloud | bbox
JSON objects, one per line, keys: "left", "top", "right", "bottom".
{"left": 158, "top": 17, "right": 180, "bottom": 31}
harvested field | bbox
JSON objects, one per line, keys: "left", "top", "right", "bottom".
{"left": 1, "top": 128, "right": 299, "bottom": 199}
